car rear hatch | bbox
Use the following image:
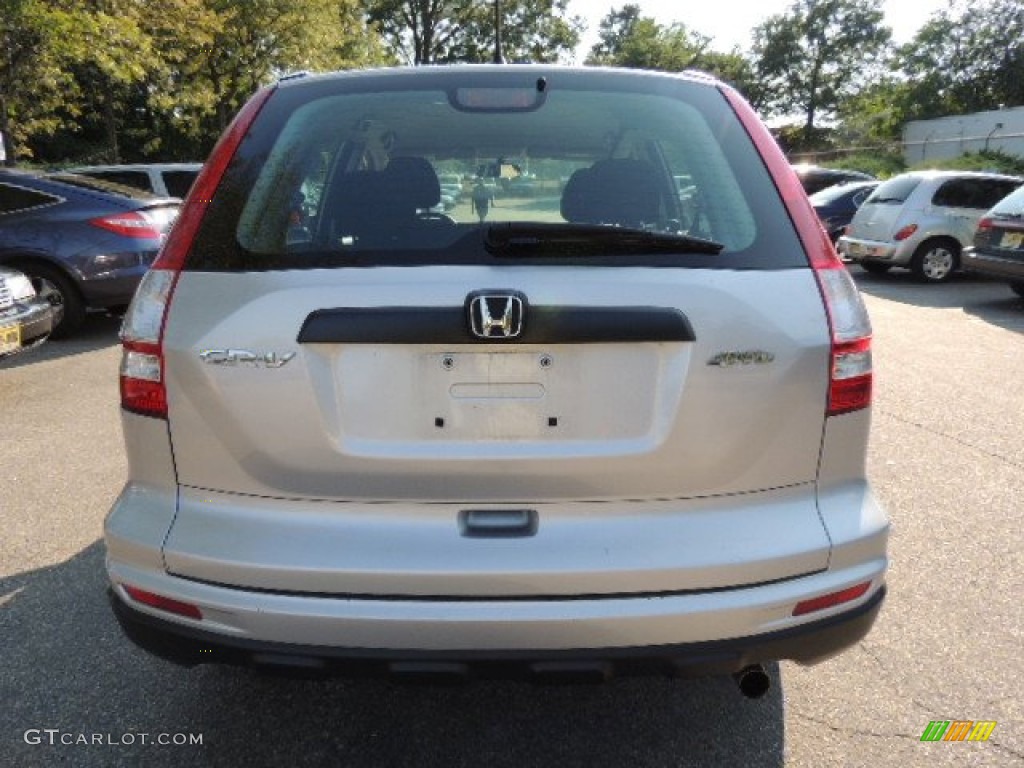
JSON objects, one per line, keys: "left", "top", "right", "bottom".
{"left": 847, "top": 175, "right": 923, "bottom": 242}
{"left": 125, "top": 69, "right": 854, "bottom": 598}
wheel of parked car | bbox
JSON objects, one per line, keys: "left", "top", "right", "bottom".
{"left": 911, "top": 238, "right": 959, "bottom": 283}
{"left": 859, "top": 261, "right": 892, "bottom": 274}
{"left": 17, "top": 262, "right": 83, "bottom": 338}
{"left": 1011, "top": 282, "right": 1024, "bottom": 299}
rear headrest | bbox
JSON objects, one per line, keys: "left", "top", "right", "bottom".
{"left": 382, "top": 156, "right": 441, "bottom": 211}
{"left": 561, "top": 158, "right": 661, "bottom": 228}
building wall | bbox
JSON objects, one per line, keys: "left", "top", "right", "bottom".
{"left": 903, "top": 106, "right": 1024, "bottom": 164}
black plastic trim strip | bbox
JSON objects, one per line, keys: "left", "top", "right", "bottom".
{"left": 108, "top": 585, "right": 885, "bottom": 675}
{"left": 164, "top": 567, "right": 825, "bottom": 602}
{"left": 297, "top": 305, "right": 695, "bottom": 344}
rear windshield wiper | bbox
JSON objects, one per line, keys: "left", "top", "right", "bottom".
{"left": 866, "top": 196, "right": 906, "bottom": 204}
{"left": 484, "top": 222, "right": 724, "bottom": 257}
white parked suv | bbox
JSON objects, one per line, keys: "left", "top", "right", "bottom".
{"left": 105, "top": 65, "right": 888, "bottom": 696}
{"left": 839, "top": 170, "right": 1023, "bottom": 282}
{"left": 67, "top": 163, "right": 202, "bottom": 199}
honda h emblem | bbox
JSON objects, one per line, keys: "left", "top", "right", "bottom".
{"left": 467, "top": 292, "right": 525, "bottom": 339}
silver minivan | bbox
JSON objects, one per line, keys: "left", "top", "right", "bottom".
{"left": 839, "top": 170, "right": 1023, "bottom": 282}
{"left": 105, "top": 66, "right": 888, "bottom": 696}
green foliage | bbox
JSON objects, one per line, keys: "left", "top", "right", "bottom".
{"left": 821, "top": 152, "right": 905, "bottom": 179}
{"left": 752, "top": 0, "right": 890, "bottom": 141}
{"left": 368, "top": 0, "right": 582, "bottom": 65}
{"left": 899, "top": 0, "right": 1024, "bottom": 122}
{"left": 19, "top": 0, "right": 389, "bottom": 164}
{"left": 1, "top": 1, "right": 89, "bottom": 162}
{"left": 4, "top": 0, "right": 1023, "bottom": 167}
{"left": 910, "top": 150, "right": 1024, "bottom": 176}
{"left": 585, "top": 5, "right": 709, "bottom": 71}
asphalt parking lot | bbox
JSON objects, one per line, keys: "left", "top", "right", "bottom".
{"left": 1, "top": 268, "right": 1021, "bottom": 767}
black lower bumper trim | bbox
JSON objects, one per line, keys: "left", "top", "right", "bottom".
{"left": 109, "top": 586, "right": 885, "bottom": 680}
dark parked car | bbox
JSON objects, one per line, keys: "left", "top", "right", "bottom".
{"left": 963, "top": 184, "right": 1024, "bottom": 300}
{"left": 0, "top": 266, "right": 54, "bottom": 360}
{"left": 809, "top": 180, "right": 879, "bottom": 244}
{"left": 0, "top": 170, "right": 180, "bottom": 337}
{"left": 794, "top": 165, "right": 875, "bottom": 196}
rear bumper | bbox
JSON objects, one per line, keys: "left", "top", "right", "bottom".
{"left": 108, "top": 573, "right": 884, "bottom": 684}
{"left": 838, "top": 236, "right": 910, "bottom": 265}
{"left": 0, "top": 297, "right": 53, "bottom": 357}
{"left": 962, "top": 247, "right": 1024, "bottom": 283}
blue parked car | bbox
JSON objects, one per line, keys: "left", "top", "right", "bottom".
{"left": 0, "top": 170, "right": 180, "bottom": 337}
{"left": 809, "top": 180, "right": 879, "bottom": 245}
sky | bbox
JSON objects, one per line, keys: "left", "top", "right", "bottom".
{"left": 568, "top": 0, "right": 951, "bottom": 60}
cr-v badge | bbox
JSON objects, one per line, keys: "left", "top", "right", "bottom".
{"left": 707, "top": 350, "right": 775, "bottom": 367}
{"left": 199, "top": 349, "right": 295, "bottom": 368}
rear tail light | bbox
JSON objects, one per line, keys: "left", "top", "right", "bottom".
{"left": 90, "top": 211, "right": 162, "bottom": 239}
{"left": 118, "top": 87, "right": 274, "bottom": 419}
{"left": 720, "top": 85, "right": 872, "bottom": 418}
{"left": 816, "top": 266, "right": 873, "bottom": 416}
{"left": 793, "top": 581, "right": 872, "bottom": 616}
{"left": 123, "top": 584, "right": 203, "bottom": 620}
{"left": 976, "top": 217, "right": 992, "bottom": 231}
{"left": 120, "top": 269, "right": 176, "bottom": 417}
{"left": 893, "top": 224, "right": 918, "bottom": 241}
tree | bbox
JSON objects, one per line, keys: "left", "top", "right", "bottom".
{"left": 367, "top": 0, "right": 582, "bottom": 65}
{"left": 751, "top": 0, "right": 891, "bottom": 144}
{"left": 585, "top": 5, "right": 709, "bottom": 71}
{"left": 899, "top": 0, "right": 1024, "bottom": 120}
{"left": 22, "top": 0, "right": 389, "bottom": 164}
{"left": 583, "top": 6, "right": 761, "bottom": 104}
{"left": 1, "top": 0, "right": 64, "bottom": 163}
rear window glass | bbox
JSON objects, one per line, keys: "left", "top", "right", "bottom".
{"left": 0, "top": 182, "right": 61, "bottom": 214}
{"left": 865, "top": 176, "right": 921, "bottom": 205}
{"left": 81, "top": 170, "right": 152, "bottom": 192}
{"left": 46, "top": 173, "right": 156, "bottom": 200}
{"left": 164, "top": 170, "right": 199, "bottom": 198}
{"left": 932, "top": 178, "right": 1021, "bottom": 209}
{"left": 990, "top": 184, "right": 1024, "bottom": 216}
{"left": 190, "top": 70, "right": 805, "bottom": 271}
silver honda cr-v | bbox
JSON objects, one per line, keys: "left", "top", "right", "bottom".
{"left": 105, "top": 65, "right": 888, "bottom": 696}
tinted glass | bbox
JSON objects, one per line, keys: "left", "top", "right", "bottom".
{"left": 164, "top": 170, "right": 199, "bottom": 198}
{"left": 932, "top": 178, "right": 1022, "bottom": 209}
{"left": 190, "top": 70, "right": 805, "bottom": 272}
{"left": 990, "top": 184, "right": 1024, "bottom": 216}
{"left": 865, "top": 176, "right": 921, "bottom": 205}
{"left": 0, "top": 182, "right": 60, "bottom": 214}
{"left": 85, "top": 170, "right": 152, "bottom": 191}
{"left": 46, "top": 173, "right": 156, "bottom": 200}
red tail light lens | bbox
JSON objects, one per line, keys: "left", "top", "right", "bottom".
{"left": 893, "top": 224, "right": 918, "bottom": 241}
{"left": 90, "top": 211, "right": 162, "bottom": 239}
{"left": 793, "top": 581, "right": 872, "bottom": 616}
{"left": 123, "top": 584, "right": 203, "bottom": 620}
{"left": 976, "top": 218, "right": 993, "bottom": 232}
